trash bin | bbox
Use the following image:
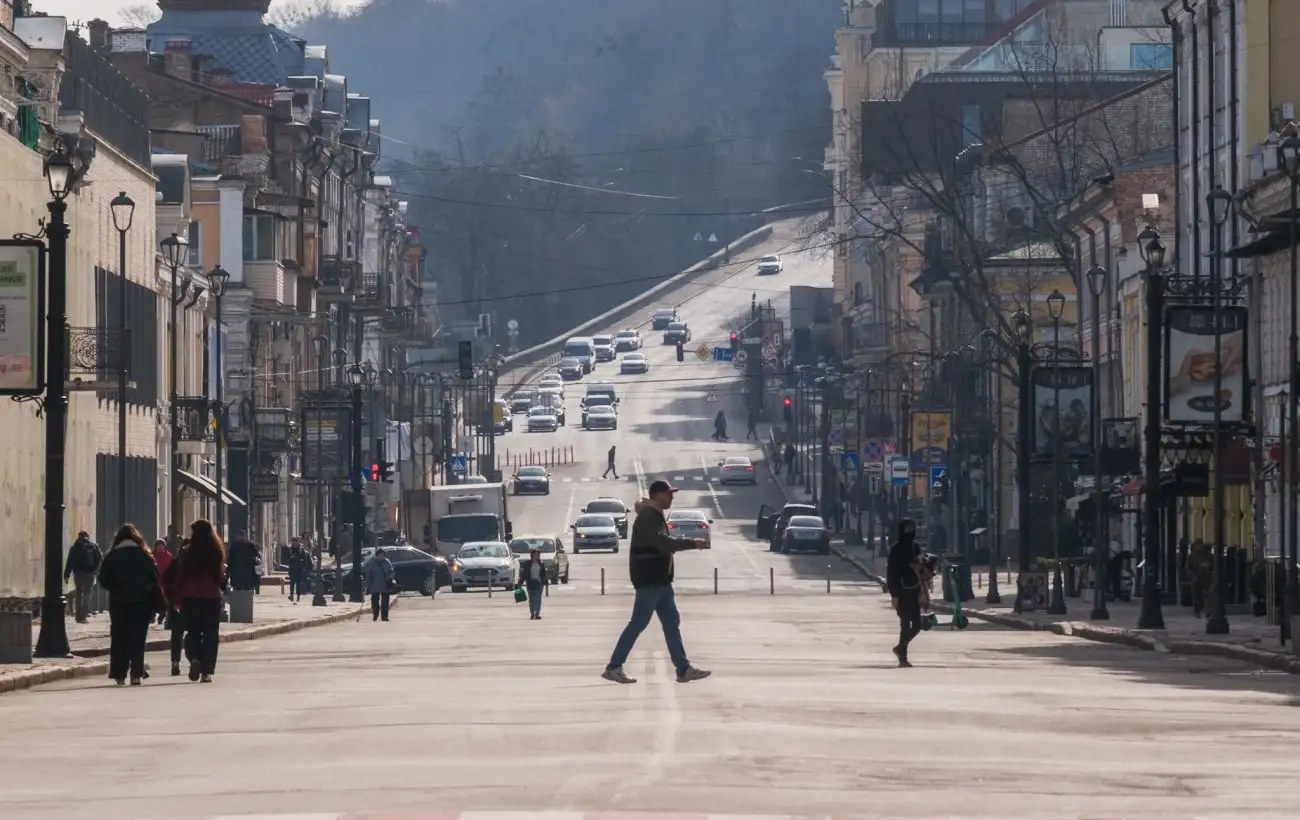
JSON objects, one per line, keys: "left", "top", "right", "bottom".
{"left": 226, "top": 589, "right": 254, "bottom": 624}
{"left": 940, "top": 553, "right": 973, "bottom": 602}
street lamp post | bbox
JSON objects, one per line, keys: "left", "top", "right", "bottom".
{"left": 1046, "top": 288, "right": 1068, "bottom": 616}
{"left": 1086, "top": 264, "right": 1110, "bottom": 621}
{"left": 208, "top": 265, "right": 230, "bottom": 538}
{"left": 978, "top": 329, "right": 1002, "bottom": 605}
{"left": 1206, "top": 186, "right": 1233, "bottom": 635}
{"left": 312, "top": 332, "right": 330, "bottom": 607}
{"left": 346, "top": 362, "right": 369, "bottom": 603}
{"left": 109, "top": 192, "right": 135, "bottom": 529}
{"left": 1280, "top": 135, "right": 1300, "bottom": 640}
{"left": 32, "top": 144, "right": 80, "bottom": 659}
{"left": 160, "top": 233, "right": 191, "bottom": 536}
{"left": 1013, "top": 308, "right": 1034, "bottom": 613}
{"left": 1137, "top": 227, "right": 1167, "bottom": 630}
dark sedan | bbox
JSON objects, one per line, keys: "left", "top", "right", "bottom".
{"left": 321, "top": 546, "right": 448, "bottom": 596}
{"left": 757, "top": 502, "right": 819, "bottom": 551}
{"left": 512, "top": 465, "right": 552, "bottom": 495}
{"left": 662, "top": 322, "right": 691, "bottom": 345}
{"left": 581, "top": 497, "right": 630, "bottom": 537}
{"left": 780, "top": 515, "right": 830, "bottom": 554}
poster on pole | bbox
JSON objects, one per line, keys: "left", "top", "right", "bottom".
{"left": 1031, "top": 365, "right": 1094, "bottom": 459}
{"left": 1164, "top": 305, "right": 1247, "bottom": 425}
{"left": 300, "top": 394, "right": 352, "bottom": 482}
{"left": 908, "top": 409, "right": 950, "bottom": 471}
{"left": 0, "top": 240, "right": 46, "bottom": 396}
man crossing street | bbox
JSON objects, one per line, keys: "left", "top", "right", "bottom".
{"left": 602, "top": 444, "right": 619, "bottom": 479}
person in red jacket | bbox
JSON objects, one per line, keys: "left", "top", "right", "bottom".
{"left": 172, "top": 520, "right": 227, "bottom": 683}
{"left": 153, "top": 539, "right": 172, "bottom": 626}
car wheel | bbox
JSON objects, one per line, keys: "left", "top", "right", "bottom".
{"left": 544, "top": 488, "right": 551, "bottom": 495}
{"left": 612, "top": 546, "right": 620, "bottom": 554}
{"left": 573, "top": 547, "right": 580, "bottom": 554}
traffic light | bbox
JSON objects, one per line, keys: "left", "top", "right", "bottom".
{"left": 370, "top": 462, "right": 381, "bottom": 482}
{"left": 378, "top": 459, "right": 395, "bottom": 483}
{"left": 729, "top": 331, "right": 739, "bottom": 352}
{"left": 675, "top": 341, "right": 684, "bottom": 362}
{"left": 457, "top": 339, "right": 474, "bottom": 380}
{"left": 782, "top": 396, "right": 793, "bottom": 423}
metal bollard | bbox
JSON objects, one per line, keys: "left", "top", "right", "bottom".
{"left": 769, "top": 566, "right": 774, "bottom": 595}
{"left": 545, "top": 582, "right": 549, "bottom": 597}
{"left": 487, "top": 577, "right": 493, "bottom": 598}
{"left": 714, "top": 567, "right": 718, "bottom": 595}
{"left": 826, "top": 564, "right": 831, "bottom": 594}
{"left": 600, "top": 567, "right": 606, "bottom": 595}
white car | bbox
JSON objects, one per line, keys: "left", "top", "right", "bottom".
{"left": 757, "top": 254, "right": 783, "bottom": 275}
{"left": 719, "top": 455, "right": 757, "bottom": 484}
{"left": 527, "top": 405, "right": 559, "bottom": 432}
{"left": 666, "top": 508, "right": 713, "bottom": 547}
{"left": 538, "top": 374, "right": 564, "bottom": 392}
{"left": 614, "top": 330, "right": 642, "bottom": 351}
{"left": 620, "top": 352, "right": 649, "bottom": 374}
{"left": 449, "top": 541, "right": 519, "bottom": 591}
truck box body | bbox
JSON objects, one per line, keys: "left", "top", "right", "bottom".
{"left": 406, "top": 483, "right": 512, "bottom": 555}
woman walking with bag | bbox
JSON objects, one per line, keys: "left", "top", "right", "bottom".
{"left": 173, "top": 520, "right": 227, "bottom": 683}
{"left": 518, "top": 548, "right": 549, "bottom": 620}
{"left": 96, "top": 524, "right": 161, "bottom": 686}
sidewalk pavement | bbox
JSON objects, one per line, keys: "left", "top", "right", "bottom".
{"left": 2, "top": 593, "right": 364, "bottom": 696}
{"left": 764, "top": 455, "right": 1300, "bottom": 675}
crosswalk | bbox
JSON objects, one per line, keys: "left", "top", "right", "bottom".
{"left": 535, "top": 579, "right": 874, "bottom": 596}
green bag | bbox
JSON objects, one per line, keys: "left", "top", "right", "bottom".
{"left": 513, "top": 586, "right": 527, "bottom": 603}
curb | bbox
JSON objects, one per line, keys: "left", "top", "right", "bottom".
{"left": 0, "top": 605, "right": 363, "bottom": 695}
{"left": 828, "top": 540, "right": 1300, "bottom": 674}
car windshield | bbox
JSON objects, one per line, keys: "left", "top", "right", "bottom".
{"left": 761, "top": 255, "right": 779, "bottom": 263}
{"left": 513, "top": 391, "right": 534, "bottom": 401}
{"left": 593, "top": 335, "right": 612, "bottom": 345}
{"left": 529, "top": 407, "right": 555, "bottom": 416}
{"left": 667, "top": 323, "right": 685, "bottom": 330}
{"left": 457, "top": 542, "right": 509, "bottom": 559}
{"left": 576, "top": 515, "right": 616, "bottom": 528}
{"left": 616, "top": 331, "right": 636, "bottom": 339}
{"left": 559, "top": 357, "right": 581, "bottom": 368}
{"left": 510, "top": 539, "right": 556, "bottom": 554}
{"left": 585, "top": 500, "right": 625, "bottom": 513}
{"left": 517, "top": 466, "right": 547, "bottom": 477}
{"left": 724, "top": 457, "right": 751, "bottom": 466}
{"left": 787, "top": 516, "right": 824, "bottom": 529}
{"left": 668, "top": 509, "right": 707, "bottom": 522}
{"left": 562, "top": 343, "right": 591, "bottom": 357}
{"left": 782, "top": 506, "right": 818, "bottom": 519}
{"left": 437, "top": 515, "right": 498, "bottom": 543}
{"left": 653, "top": 309, "right": 674, "bottom": 318}
{"left": 585, "top": 394, "right": 612, "bottom": 405}
{"left": 624, "top": 353, "right": 644, "bottom": 360}
{"left": 589, "top": 406, "right": 615, "bottom": 416}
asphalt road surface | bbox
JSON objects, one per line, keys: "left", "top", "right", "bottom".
{"left": 4, "top": 227, "right": 1300, "bottom": 819}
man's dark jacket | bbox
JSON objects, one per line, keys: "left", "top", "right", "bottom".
{"left": 64, "top": 536, "right": 102, "bottom": 580}
{"left": 886, "top": 522, "right": 921, "bottom": 599}
{"left": 628, "top": 499, "right": 696, "bottom": 588}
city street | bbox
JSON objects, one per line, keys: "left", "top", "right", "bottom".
{"left": 2, "top": 228, "right": 1300, "bottom": 819}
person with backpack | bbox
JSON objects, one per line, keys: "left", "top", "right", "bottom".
{"left": 96, "top": 524, "right": 161, "bottom": 685}
{"left": 63, "top": 531, "right": 102, "bottom": 624}
{"left": 286, "top": 538, "right": 313, "bottom": 603}
{"left": 886, "top": 519, "right": 925, "bottom": 668}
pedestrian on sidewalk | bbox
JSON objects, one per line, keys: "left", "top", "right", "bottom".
{"left": 96, "top": 524, "right": 160, "bottom": 686}
{"left": 783, "top": 442, "right": 796, "bottom": 481}
{"left": 226, "top": 530, "right": 259, "bottom": 593}
{"left": 603, "top": 445, "right": 619, "bottom": 479}
{"left": 712, "top": 410, "right": 728, "bottom": 441}
{"left": 886, "top": 519, "right": 925, "bottom": 669}
{"left": 1186, "top": 538, "right": 1213, "bottom": 618}
{"left": 366, "top": 548, "right": 396, "bottom": 622}
{"left": 602, "top": 480, "right": 712, "bottom": 685}
{"left": 173, "top": 520, "right": 227, "bottom": 683}
{"left": 519, "top": 548, "right": 549, "bottom": 619}
{"left": 63, "top": 530, "right": 102, "bottom": 624}
{"left": 745, "top": 410, "right": 758, "bottom": 441}
{"left": 159, "top": 538, "right": 190, "bottom": 676}
{"left": 286, "top": 537, "right": 312, "bottom": 603}
{"left": 153, "top": 540, "right": 173, "bottom": 625}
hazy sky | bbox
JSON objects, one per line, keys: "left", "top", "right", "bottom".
{"left": 28, "top": 1, "right": 363, "bottom": 27}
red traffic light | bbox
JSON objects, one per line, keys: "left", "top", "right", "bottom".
{"left": 783, "top": 397, "right": 792, "bottom": 407}
{"left": 730, "top": 332, "right": 737, "bottom": 341}
{"left": 370, "top": 463, "right": 380, "bottom": 481}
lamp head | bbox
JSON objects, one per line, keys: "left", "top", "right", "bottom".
{"left": 110, "top": 191, "right": 136, "bottom": 233}
{"left": 208, "top": 265, "right": 231, "bottom": 297}
{"left": 1012, "top": 309, "right": 1033, "bottom": 342}
{"left": 1146, "top": 238, "right": 1167, "bottom": 270}
{"left": 1046, "top": 289, "right": 1066, "bottom": 321}
{"left": 44, "top": 147, "right": 75, "bottom": 201}
{"left": 347, "top": 364, "right": 364, "bottom": 386}
{"left": 1205, "top": 186, "right": 1233, "bottom": 227}
{"left": 1085, "top": 264, "right": 1108, "bottom": 298}
{"left": 159, "top": 233, "right": 189, "bottom": 270}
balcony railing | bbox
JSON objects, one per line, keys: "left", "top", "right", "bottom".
{"left": 174, "top": 396, "right": 214, "bottom": 442}
{"left": 66, "top": 327, "right": 130, "bottom": 382}
{"left": 318, "top": 256, "right": 359, "bottom": 302}
{"left": 872, "top": 22, "right": 1000, "bottom": 48}
{"left": 381, "top": 307, "right": 415, "bottom": 336}
{"left": 197, "top": 125, "right": 241, "bottom": 163}
{"left": 354, "top": 272, "right": 383, "bottom": 306}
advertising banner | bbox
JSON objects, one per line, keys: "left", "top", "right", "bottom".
{"left": 1164, "top": 305, "right": 1247, "bottom": 425}
{"left": 0, "top": 240, "right": 45, "bottom": 396}
{"left": 1031, "top": 365, "right": 1094, "bottom": 459}
{"left": 300, "top": 396, "right": 352, "bottom": 482}
{"left": 908, "top": 409, "right": 950, "bottom": 471}
{"left": 1100, "top": 417, "right": 1140, "bottom": 476}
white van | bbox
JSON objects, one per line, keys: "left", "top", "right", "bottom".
{"left": 562, "top": 337, "right": 596, "bottom": 373}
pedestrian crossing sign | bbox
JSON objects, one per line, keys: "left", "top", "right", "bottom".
{"left": 705, "top": 390, "right": 720, "bottom": 403}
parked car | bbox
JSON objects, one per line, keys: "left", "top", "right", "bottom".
{"left": 321, "top": 545, "right": 447, "bottom": 596}
{"left": 512, "top": 465, "right": 551, "bottom": 495}
{"left": 614, "top": 329, "right": 642, "bottom": 351}
{"left": 756, "top": 254, "right": 783, "bottom": 275}
{"left": 756, "top": 503, "right": 819, "bottom": 551}
{"left": 509, "top": 535, "right": 570, "bottom": 584}
{"left": 662, "top": 322, "right": 691, "bottom": 345}
{"left": 651, "top": 307, "right": 678, "bottom": 329}
{"left": 780, "top": 515, "right": 830, "bottom": 555}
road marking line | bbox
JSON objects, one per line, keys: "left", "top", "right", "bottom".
{"left": 634, "top": 458, "right": 648, "bottom": 498}
{"left": 699, "top": 454, "right": 760, "bottom": 577}
{"left": 563, "top": 484, "right": 577, "bottom": 534}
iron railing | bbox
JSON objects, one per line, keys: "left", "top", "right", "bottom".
{"left": 196, "top": 125, "right": 242, "bottom": 163}
{"left": 872, "top": 22, "right": 1000, "bottom": 49}
{"left": 174, "top": 396, "right": 214, "bottom": 442}
{"left": 354, "top": 272, "right": 383, "bottom": 304}
{"left": 66, "top": 327, "right": 130, "bottom": 380}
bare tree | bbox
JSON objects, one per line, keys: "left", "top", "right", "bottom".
{"left": 117, "top": 4, "right": 160, "bottom": 26}
{"left": 268, "top": 0, "right": 344, "bottom": 30}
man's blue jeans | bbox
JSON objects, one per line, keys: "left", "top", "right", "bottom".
{"left": 526, "top": 581, "right": 543, "bottom": 617}
{"left": 607, "top": 583, "right": 689, "bottom": 674}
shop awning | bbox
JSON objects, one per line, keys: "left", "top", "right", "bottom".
{"left": 176, "top": 469, "right": 247, "bottom": 507}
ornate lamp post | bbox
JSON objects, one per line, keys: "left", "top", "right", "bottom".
{"left": 346, "top": 362, "right": 369, "bottom": 603}
{"left": 1206, "top": 186, "right": 1234, "bottom": 635}
{"left": 1137, "top": 226, "right": 1167, "bottom": 630}
{"left": 160, "top": 232, "right": 191, "bottom": 535}
{"left": 1046, "top": 287, "right": 1068, "bottom": 616}
{"left": 1279, "top": 135, "right": 1300, "bottom": 640}
{"left": 1086, "top": 264, "right": 1110, "bottom": 621}
{"left": 109, "top": 192, "right": 135, "bottom": 528}
{"left": 1013, "top": 308, "right": 1034, "bottom": 609}
{"left": 208, "top": 265, "right": 230, "bottom": 537}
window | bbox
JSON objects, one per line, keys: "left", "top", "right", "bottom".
{"left": 960, "top": 104, "right": 981, "bottom": 147}
{"left": 187, "top": 220, "right": 201, "bottom": 267}
{"left": 1130, "top": 43, "right": 1173, "bottom": 71}
{"left": 917, "top": 0, "right": 939, "bottom": 23}
{"left": 242, "top": 213, "right": 275, "bottom": 261}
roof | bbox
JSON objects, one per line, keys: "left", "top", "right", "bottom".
{"left": 986, "top": 242, "right": 1061, "bottom": 262}
{"left": 147, "top": 9, "right": 307, "bottom": 85}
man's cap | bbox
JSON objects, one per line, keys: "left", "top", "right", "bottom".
{"left": 648, "top": 479, "right": 678, "bottom": 495}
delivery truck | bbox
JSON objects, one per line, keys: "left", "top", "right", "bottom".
{"left": 406, "top": 483, "right": 513, "bottom": 556}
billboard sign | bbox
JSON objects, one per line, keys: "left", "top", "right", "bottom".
{"left": 301, "top": 395, "right": 352, "bottom": 482}
{"left": 0, "top": 240, "right": 45, "bottom": 396}
{"left": 1031, "top": 365, "right": 1094, "bottom": 459}
{"left": 908, "top": 409, "right": 950, "bottom": 471}
{"left": 1164, "top": 305, "right": 1247, "bottom": 425}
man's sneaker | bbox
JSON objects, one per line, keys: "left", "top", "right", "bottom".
{"left": 676, "top": 666, "right": 711, "bottom": 683}
{"left": 188, "top": 661, "right": 201, "bottom": 682}
{"left": 601, "top": 666, "right": 637, "bottom": 684}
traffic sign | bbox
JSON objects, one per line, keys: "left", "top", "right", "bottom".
{"left": 733, "top": 350, "right": 747, "bottom": 366}
{"left": 865, "top": 440, "right": 884, "bottom": 460}
{"left": 840, "top": 452, "right": 859, "bottom": 473}
{"left": 711, "top": 346, "right": 733, "bottom": 362}
{"left": 705, "top": 390, "right": 720, "bottom": 403}
{"left": 695, "top": 344, "right": 710, "bottom": 361}
{"left": 929, "top": 465, "right": 948, "bottom": 489}
{"left": 707, "top": 233, "right": 718, "bottom": 243}
{"left": 889, "top": 456, "right": 909, "bottom": 486}
{"left": 864, "top": 461, "right": 884, "bottom": 473}
{"left": 507, "top": 319, "right": 519, "bottom": 330}
{"left": 693, "top": 232, "right": 704, "bottom": 241}
{"left": 450, "top": 454, "right": 468, "bottom": 474}
{"left": 413, "top": 436, "right": 434, "bottom": 456}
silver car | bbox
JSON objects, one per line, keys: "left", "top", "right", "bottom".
{"left": 666, "top": 508, "right": 713, "bottom": 547}
{"left": 584, "top": 405, "right": 618, "bottom": 430}
{"left": 527, "top": 406, "right": 559, "bottom": 432}
{"left": 571, "top": 514, "right": 620, "bottom": 554}
{"left": 719, "top": 455, "right": 757, "bottom": 484}
{"left": 620, "top": 352, "right": 649, "bottom": 374}
{"left": 450, "top": 541, "right": 519, "bottom": 591}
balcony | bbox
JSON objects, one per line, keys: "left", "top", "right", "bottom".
{"left": 196, "top": 125, "right": 241, "bottom": 164}
{"left": 254, "top": 407, "right": 294, "bottom": 453}
{"left": 380, "top": 307, "right": 415, "bottom": 337}
{"left": 173, "top": 396, "right": 214, "bottom": 450}
{"left": 318, "top": 256, "right": 358, "bottom": 303}
{"left": 872, "top": 22, "right": 999, "bottom": 48}
{"left": 353, "top": 272, "right": 383, "bottom": 309}
{"left": 246, "top": 258, "right": 294, "bottom": 308}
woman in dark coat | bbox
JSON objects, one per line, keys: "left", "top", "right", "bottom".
{"left": 96, "top": 524, "right": 160, "bottom": 685}
{"left": 172, "top": 520, "right": 228, "bottom": 683}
